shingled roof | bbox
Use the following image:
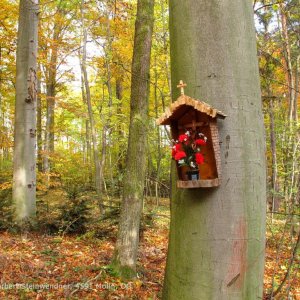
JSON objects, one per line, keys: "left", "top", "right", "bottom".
{"left": 156, "top": 94, "right": 226, "bottom": 125}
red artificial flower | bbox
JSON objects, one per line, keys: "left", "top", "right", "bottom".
{"left": 195, "top": 152, "right": 204, "bottom": 164}
{"left": 172, "top": 143, "right": 182, "bottom": 158}
{"left": 175, "top": 143, "right": 181, "bottom": 151}
{"left": 178, "top": 134, "right": 188, "bottom": 142}
{"left": 174, "top": 151, "right": 186, "bottom": 161}
{"left": 195, "top": 139, "right": 206, "bottom": 146}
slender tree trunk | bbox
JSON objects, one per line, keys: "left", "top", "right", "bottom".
{"left": 36, "top": 64, "right": 43, "bottom": 172}
{"left": 260, "top": 15, "right": 280, "bottom": 215}
{"left": 13, "top": 0, "right": 39, "bottom": 225}
{"left": 80, "top": 0, "right": 103, "bottom": 214}
{"left": 116, "top": 78, "right": 124, "bottom": 166}
{"left": 78, "top": 51, "right": 93, "bottom": 178}
{"left": 269, "top": 98, "right": 279, "bottom": 211}
{"left": 113, "top": 0, "right": 154, "bottom": 278}
{"left": 154, "top": 57, "right": 162, "bottom": 205}
{"left": 163, "top": 1, "right": 266, "bottom": 299}
{"left": 44, "top": 89, "right": 55, "bottom": 175}
{"left": 42, "top": 4, "right": 72, "bottom": 175}
{"left": 279, "top": 3, "right": 296, "bottom": 123}
{"left": 43, "top": 25, "right": 59, "bottom": 174}
{"left": 116, "top": 78, "right": 124, "bottom": 196}
{"left": 43, "top": 81, "right": 54, "bottom": 186}
{"left": 279, "top": 5, "right": 299, "bottom": 213}
{"left": 86, "top": 120, "right": 92, "bottom": 183}
{"left": 79, "top": 52, "right": 92, "bottom": 181}
{"left": 46, "top": 82, "right": 55, "bottom": 154}
{"left": 160, "top": 0, "right": 171, "bottom": 100}
{"left": 98, "top": 3, "right": 114, "bottom": 206}
{"left": 99, "top": 85, "right": 107, "bottom": 205}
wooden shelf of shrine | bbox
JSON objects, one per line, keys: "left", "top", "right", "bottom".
{"left": 177, "top": 178, "right": 220, "bottom": 189}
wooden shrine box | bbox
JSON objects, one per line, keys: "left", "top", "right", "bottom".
{"left": 157, "top": 91, "right": 226, "bottom": 189}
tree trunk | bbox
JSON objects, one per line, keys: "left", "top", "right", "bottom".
{"left": 160, "top": 0, "right": 172, "bottom": 100}
{"left": 79, "top": 50, "right": 92, "bottom": 183}
{"left": 113, "top": 0, "right": 154, "bottom": 278}
{"left": 269, "top": 98, "right": 279, "bottom": 213}
{"left": 98, "top": 3, "right": 114, "bottom": 207}
{"left": 163, "top": 1, "right": 266, "bottom": 299}
{"left": 80, "top": 0, "right": 103, "bottom": 214}
{"left": 13, "top": 0, "right": 39, "bottom": 225}
{"left": 86, "top": 120, "right": 92, "bottom": 183}
{"left": 279, "top": 3, "right": 296, "bottom": 123}
{"left": 43, "top": 23, "right": 60, "bottom": 174}
{"left": 45, "top": 82, "right": 55, "bottom": 154}
{"left": 116, "top": 78, "right": 124, "bottom": 196}
{"left": 154, "top": 57, "right": 162, "bottom": 205}
{"left": 37, "top": 64, "right": 43, "bottom": 172}
{"left": 116, "top": 78, "right": 124, "bottom": 166}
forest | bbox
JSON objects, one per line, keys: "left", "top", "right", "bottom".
{"left": 0, "top": 0, "right": 299, "bottom": 299}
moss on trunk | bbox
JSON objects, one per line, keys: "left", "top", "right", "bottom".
{"left": 112, "top": 0, "right": 155, "bottom": 279}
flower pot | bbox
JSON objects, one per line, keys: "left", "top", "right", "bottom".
{"left": 186, "top": 169, "right": 199, "bottom": 180}
{"left": 180, "top": 166, "right": 189, "bottom": 180}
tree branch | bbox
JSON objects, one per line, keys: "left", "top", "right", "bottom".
{"left": 254, "top": 2, "right": 281, "bottom": 13}
{"left": 270, "top": 230, "right": 300, "bottom": 298}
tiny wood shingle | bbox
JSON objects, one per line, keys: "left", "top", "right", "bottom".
{"left": 157, "top": 91, "right": 226, "bottom": 189}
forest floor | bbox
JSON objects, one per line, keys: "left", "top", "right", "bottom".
{"left": 0, "top": 226, "right": 168, "bottom": 300}
{"left": 0, "top": 201, "right": 299, "bottom": 299}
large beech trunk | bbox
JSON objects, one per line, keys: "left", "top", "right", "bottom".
{"left": 163, "top": 1, "right": 266, "bottom": 299}
{"left": 113, "top": 0, "right": 154, "bottom": 278}
{"left": 13, "top": 0, "right": 39, "bottom": 224}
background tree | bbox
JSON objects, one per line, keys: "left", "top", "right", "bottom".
{"left": 255, "top": 2, "right": 300, "bottom": 297}
{"left": 12, "top": 0, "right": 39, "bottom": 225}
{"left": 39, "top": 0, "right": 80, "bottom": 180}
{"left": 79, "top": 0, "right": 103, "bottom": 213}
{"left": 162, "top": 0, "right": 266, "bottom": 299}
{"left": 113, "top": 0, "right": 155, "bottom": 278}
{"left": 0, "top": 1, "right": 18, "bottom": 170}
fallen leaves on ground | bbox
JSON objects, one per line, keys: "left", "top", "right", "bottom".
{"left": 0, "top": 219, "right": 299, "bottom": 299}
{"left": 0, "top": 228, "right": 168, "bottom": 299}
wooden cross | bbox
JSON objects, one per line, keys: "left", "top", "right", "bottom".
{"left": 177, "top": 80, "right": 187, "bottom": 95}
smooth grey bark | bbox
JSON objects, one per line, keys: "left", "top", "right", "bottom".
{"left": 113, "top": 0, "right": 154, "bottom": 278}
{"left": 80, "top": 0, "right": 104, "bottom": 214}
{"left": 37, "top": 64, "right": 42, "bottom": 172}
{"left": 163, "top": 1, "right": 266, "bottom": 299}
{"left": 98, "top": 1, "right": 114, "bottom": 207}
{"left": 13, "top": 0, "right": 39, "bottom": 224}
{"left": 79, "top": 57, "right": 92, "bottom": 168}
